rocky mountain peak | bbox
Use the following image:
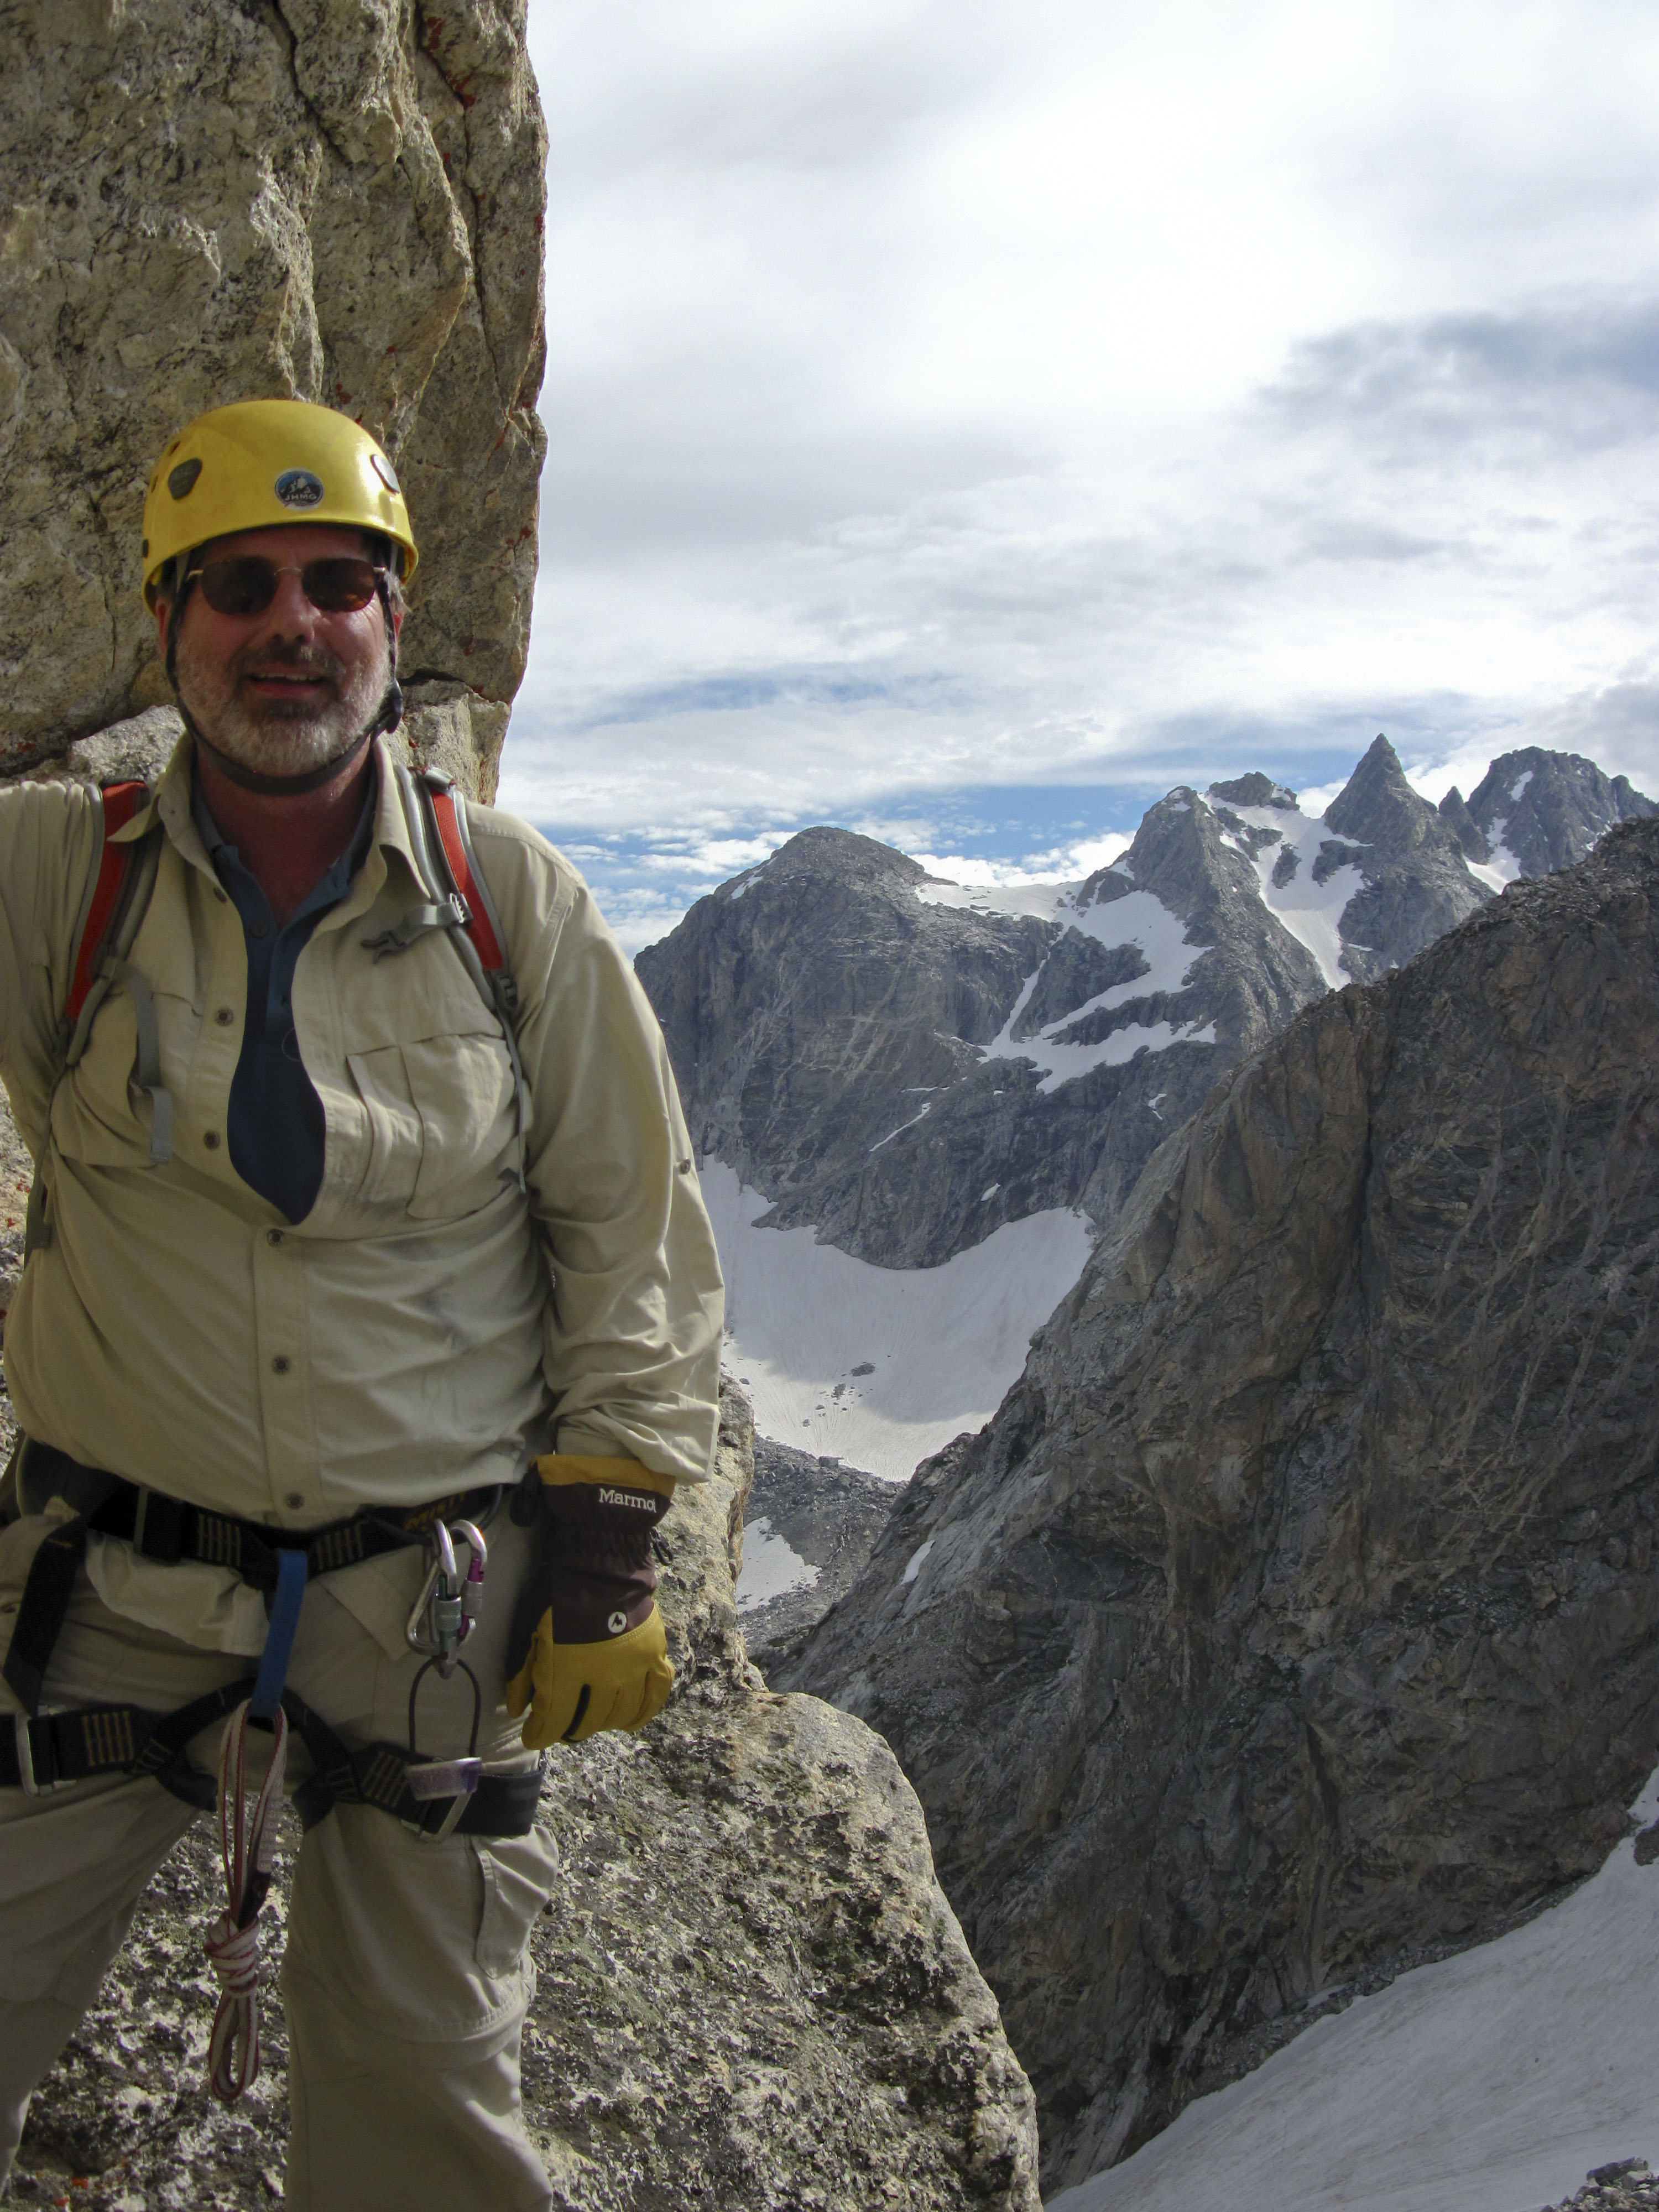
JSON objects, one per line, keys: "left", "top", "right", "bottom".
{"left": 635, "top": 831, "right": 1062, "bottom": 1266}
{"left": 1207, "top": 773, "right": 1299, "bottom": 810}
{"left": 1310, "top": 733, "right": 1489, "bottom": 982}
{"left": 1325, "top": 733, "right": 1458, "bottom": 859}
{"left": 1437, "top": 784, "right": 1489, "bottom": 862}
{"left": 639, "top": 790, "right": 1342, "bottom": 1270}
{"left": 734, "top": 826, "right": 931, "bottom": 894}
{"left": 1465, "top": 748, "right": 1656, "bottom": 879}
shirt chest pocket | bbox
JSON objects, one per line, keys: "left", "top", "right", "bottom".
{"left": 346, "top": 1026, "right": 521, "bottom": 1221}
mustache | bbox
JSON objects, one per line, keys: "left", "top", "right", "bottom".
{"left": 231, "top": 640, "right": 346, "bottom": 684}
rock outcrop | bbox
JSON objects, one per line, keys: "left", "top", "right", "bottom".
{"left": 785, "top": 823, "right": 1659, "bottom": 2195}
{"left": 11, "top": 1384, "right": 1041, "bottom": 2209}
{"left": 0, "top": 0, "right": 546, "bottom": 795}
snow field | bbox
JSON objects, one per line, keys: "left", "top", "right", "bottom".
{"left": 1208, "top": 795, "right": 1366, "bottom": 989}
{"left": 734, "top": 1517, "right": 820, "bottom": 1610}
{"left": 1047, "top": 1767, "right": 1659, "bottom": 2212}
{"left": 918, "top": 873, "right": 1219, "bottom": 1093}
{"left": 701, "top": 1161, "right": 1094, "bottom": 1480}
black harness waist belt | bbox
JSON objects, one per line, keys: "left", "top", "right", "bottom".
{"left": 0, "top": 1442, "right": 535, "bottom": 1841}
{"left": 1, "top": 1683, "right": 542, "bottom": 1839}
{"left": 3, "top": 1438, "right": 497, "bottom": 1717}
{"left": 21, "top": 1437, "right": 490, "bottom": 1585}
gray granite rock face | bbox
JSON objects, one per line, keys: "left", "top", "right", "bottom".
{"left": 1319, "top": 733, "right": 1491, "bottom": 980}
{"left": 640, "top": 827, "right": 1069, "bottom": 1267}
{"left": 9, "top": 1385, "right": 1041, "bottom": 2210}
{"left": 0, "top": 0, "right": 545, "bottom": 795}
{"left": 1464, "top": 748, "right": 1657, "bottom": 879}
{"left": 784, "top": 823, "right": 1659, "bottom": 2197}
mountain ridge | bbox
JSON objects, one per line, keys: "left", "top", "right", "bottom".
{"left": 640, "top": 735, "right": 1649, "bottom": 1281}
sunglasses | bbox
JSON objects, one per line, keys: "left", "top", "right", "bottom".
{"left": 189, "top": 555, "right": 385, "bottom": 618}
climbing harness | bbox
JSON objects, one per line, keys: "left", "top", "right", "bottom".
{"left": 0, "top": 1460, "right": 541, "bottom": 2102}
{"left": 0, "top": 1443, "right": 529, "bottom": 1825}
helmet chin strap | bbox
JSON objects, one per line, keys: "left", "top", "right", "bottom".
{"left": 187, "top": 680, "right": 403, "bottom": 798}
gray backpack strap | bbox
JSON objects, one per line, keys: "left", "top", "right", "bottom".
{"left": 368, "top": 768, "right": 530, "bottom": 1191}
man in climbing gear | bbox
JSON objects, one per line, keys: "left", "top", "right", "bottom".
{"left": 0, "top": 398, "right": 723, "bottom": 2207}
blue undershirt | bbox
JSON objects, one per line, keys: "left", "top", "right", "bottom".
{"left": 192, "top": 769, "right": 376, "bottom": 1225}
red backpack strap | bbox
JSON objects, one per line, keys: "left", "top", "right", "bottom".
{"left": 65, "top": 780, "right": 150, "bottom": 1037}
{"left": 422, "top": 780, "right": 507, "bottom": 976}
{"left": 387, "top": 766, "right": 530, "bottom": 1189}
{"left": 29, "top": 779, "right": 165, "bottom": 1255}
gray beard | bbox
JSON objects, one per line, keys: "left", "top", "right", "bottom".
{"left": 174, "top": 627, "right": 389, "bottom": 779}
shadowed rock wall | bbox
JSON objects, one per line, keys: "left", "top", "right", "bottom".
{"left": 787, "top": 823, "right": 1659, "bottom": 2195}
{"left": 0, "top": 0, "right": 546, "bottom": 794}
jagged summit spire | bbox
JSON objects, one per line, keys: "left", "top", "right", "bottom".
{"left": 1323, "top": 733, "right": 1440, "bottom": 851}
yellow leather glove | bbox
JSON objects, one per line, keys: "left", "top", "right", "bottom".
{"left": 505, "top": 1607, "right": 674, "bottom": 1746}
{"left": 503, "top": 1454, "right": 676, "bottom": 1748}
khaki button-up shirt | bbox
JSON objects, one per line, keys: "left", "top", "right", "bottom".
{"left": 0, "top": 737, "right": 724, "bottom": 1534}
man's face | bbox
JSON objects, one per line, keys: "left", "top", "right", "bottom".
{"left": 158, "top": 522, "right": 398, "bottom": 779}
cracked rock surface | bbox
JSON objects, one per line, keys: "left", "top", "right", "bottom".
{"left": 0, "top": 0, "right": 546, "bottom": 791}
{"left": 9, "top": 1384, "right": 1041, "bottom": 2210}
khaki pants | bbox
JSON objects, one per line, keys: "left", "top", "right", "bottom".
{"left": 0, "top": 1502, "right": 556, "bottom": 2210}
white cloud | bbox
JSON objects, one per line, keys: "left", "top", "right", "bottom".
{"left": 909, "top": 833, "right": 1131, "bottom": 888}
{"left": 512, "top": 0, "right": 1659, "bottom": 911}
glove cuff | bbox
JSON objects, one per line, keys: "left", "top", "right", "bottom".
{"left": 535, "top": 1452, "right": 676, "bottom": 1499}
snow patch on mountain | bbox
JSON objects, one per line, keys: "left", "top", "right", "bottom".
{"left": 986, "top": 1011, "right": 1219, "bottom": 1092}
{"left": 702, "top": 1160, "right": 1094, "bottom": 1479}
{"left": 1206, "top": 795, "right": 1366, "bottom": 989}
{"left": 1481, "top": 817, "right": 1527, "bottom": 885}
{"left": 914, "top": 875, "right": 1088, "bottom": 922}
{"left": 1050, "top": 1766, "right": 1659, "bottom": 2212}
{"left": 918, "top": 877, "right": 1219, "bottom": 1092}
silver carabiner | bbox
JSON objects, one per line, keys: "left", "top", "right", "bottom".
{"left": 405, "top": 1518, "right": 487, "bottom": 1679}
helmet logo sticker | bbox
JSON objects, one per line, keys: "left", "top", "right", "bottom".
{"left": 275, "top": 468, "right": 325, "bottom": 510}
{"left": 168, "top": 458, "right": 203, "bottom": 500}
{"left": 371, "top": 452, "right": 400, "bottom": 494}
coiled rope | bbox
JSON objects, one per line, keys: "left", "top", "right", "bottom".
{"left": 203, "top": 1698, "right": 288, "bottom": 2104}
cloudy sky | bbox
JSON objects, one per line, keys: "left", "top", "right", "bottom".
{"left": 510, "top": 0, "right": 1659, "bottom": 950}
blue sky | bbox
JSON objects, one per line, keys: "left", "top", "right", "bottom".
{"left": 509, "top": 0, "right": 1659, "bottom": 950}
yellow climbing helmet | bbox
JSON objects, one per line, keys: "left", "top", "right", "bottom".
{"left": 140, "top": 399, "right": 418, "bottom": 608}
